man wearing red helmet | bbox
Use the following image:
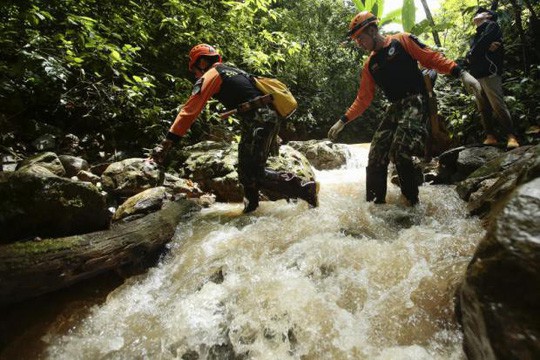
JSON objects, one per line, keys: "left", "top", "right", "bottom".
{"left": 151, "top": 44, "right": 318, "bottom": 213}
{"left": 328, "top": 11, "right": 482, "bottom": 206}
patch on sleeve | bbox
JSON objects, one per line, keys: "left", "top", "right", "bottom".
{"left": 192, "top": 78, "right": 204, "bottom": 95}
{"left": 408, "top": 34, "right": 427, "bottom": 48}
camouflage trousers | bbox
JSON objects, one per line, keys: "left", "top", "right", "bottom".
{"left": 238, "top": 107, "right": 281, "bottom": 188}
{"left": 366, "top": 95, "right": 427, "bottom": 205}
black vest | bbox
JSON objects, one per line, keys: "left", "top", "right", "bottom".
{"left": 214, "top": 64, "right": 262, "bottom": 109}
{"left": 368, "top": 39, "right": 425, "bottom": 102}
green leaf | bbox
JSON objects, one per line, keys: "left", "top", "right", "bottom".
{"left": 402, "top": 0, "right": 416, "bottom": 32}
{"left": 380, "top": 8, "right": 401, "bottom": 26}
{"left": 110, "top": 50, "right": 122, "bottom": 62}
{"left": 352, "top": 0, "right": 365, "bottom": 11}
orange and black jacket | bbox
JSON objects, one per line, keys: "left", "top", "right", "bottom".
{"left": 341, "top": 33, "right": 463, "bottom": 124}
{"left": 166, "top": 63, "right": 262, "bottom": 142}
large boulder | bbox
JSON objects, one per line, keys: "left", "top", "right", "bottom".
{"left": 179, "top": 141, "right": 239, "bottom": 201}
{"left": 456, "top": 177, "right": 540, "bottom": 360}
{"left": 58, "top": 155, "right": 89, "bottom": 177}
{"left": 287, "top": 140, "right": 349, "bottom": 170}
{"left": 178, "top": 141, "right": 316, "bottom": 202}
{"left": 0, "top": 171, "right": 110, "bottom": 243}
{"left": 101, "top": 158, "right": 161, "bottom": 197}
{"left": 456, "top": 145, "right": 539, "bottom": 217}
{"left": 437, "top": 146, "right": 505, "bottom": 184}
{"left": 16, "top": 152, "right": 66, "bottom": 177}
{"left": 113, "top": 187, "right": 171, "bottom": 222}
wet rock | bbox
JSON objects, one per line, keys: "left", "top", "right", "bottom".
{"left": 267, "top": 145, "right": 316, "bottom": 181}
{"left": 456, "top": 177, "right": 540, "bottom": 360}
{"left": 456, "top": 146, "right": 505, "bottom": 181}
{"left": 90, "top": 162, "right": 112, "bottom": 176}
{"left": 195, "top": 194, "right": 216, "bottom": 208}
{"left": 58, "top": 133, "right": 81, "bottom": 155}
{"left": 437, "top": 146, "right": 504, "bottom": 184}
{"left": 113, "top": 186, "right": 170, "bottom": 222}
{"left": 1, "top": 153, "right": 18, "bottom": 172}
{"left": 16, "top": 164, "right": 57, "bottom": 177}
{"left": 58, "top": 155, "right": 89, "bottom": 177}
{"left": 467, "top": 178, "right": 497, "bottom": 204}
{"left": 101, "top": 158, "right": 161, "bottom": 197}
{"left": 77, "top": 170, "right": 101, "bottom": 184}
{"left": 180, "top": 141, "right": 240, "bottom": 201}
{"left": 178, "top": 141, "right": 316, "bottom": 202}
{"left": 456, "top": 145, "right": 539, "bottom": 217}
{"left": 287, "top": 140, "right": 349, "bottom": 170}
{"left": 32, "top": 134, "right": 57, "bottom": 151}
{"left": 16, "top": 152, "right": 66, "bottom": 176}
{"left": 0, "top": 171, "right": 109, "bottom": 243}
{"left": 162, "top": 172, "right": 203, "bottom": 198}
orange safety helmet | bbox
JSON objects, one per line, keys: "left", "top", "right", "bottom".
{"left": 348, "top": 11, "right": 378, "bottom": 39}
{"left": 188, "top": 44, "right": 222, "bottom": 71}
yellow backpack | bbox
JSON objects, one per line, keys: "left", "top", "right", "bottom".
{"left": 252, "top": 77, "right": 298, "bottom": 119}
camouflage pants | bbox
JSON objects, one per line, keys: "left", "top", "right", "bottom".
{"left": 366, "top": 95, "right": 427, "bottom": 204}
{"left": 237, "top": 107, "right": 281, "bottom": 201}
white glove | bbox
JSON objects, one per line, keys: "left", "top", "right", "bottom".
{"left": 328, "top": 120, "right": 346, "bottom": 141}
{"left": 460, "top": 70, "right": 482, "bottom": 96}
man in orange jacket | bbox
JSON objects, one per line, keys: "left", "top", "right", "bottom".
{"left": 151, "top": 44, "right": 318, "bottom": 213}
{"left": 328, "top": 11, "right": 482, "bottom": 206}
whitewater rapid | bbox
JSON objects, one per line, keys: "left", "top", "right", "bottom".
{"left": 43, "top": 144, "right": 484, "bottom": 359}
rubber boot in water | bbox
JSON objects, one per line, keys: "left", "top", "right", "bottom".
{"left": 366, "top": 165, "right": 387, "bottom": 203}
{"left": 242, "top": 186, "right": 259, "bottom": 213}
{"left": 395, "top": 161, "right": 419, "bottom": 206}
{"left": 300, "top": 180, "right": 319, "bottom": 208}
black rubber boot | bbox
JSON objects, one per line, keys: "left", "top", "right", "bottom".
{"left": 300, "top": 180, "right": 319, "bottom": 208}
{"left": 366, "top": 165, "right": 387, "bottom": 203}
{"left": 395, "top": 161, "right": 419, "bottom": 206}
{"left": 242, "top": 186, "right": 259, "bottom": 213}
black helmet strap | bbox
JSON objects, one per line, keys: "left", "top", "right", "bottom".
{"left": 347, "top": 16, "right": 377, "bottom": 37}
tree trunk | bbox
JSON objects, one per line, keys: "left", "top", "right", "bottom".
{"left": 508, "top": 0, "right": 530, "bottom": 74}
{"left": 0, "top": 199, "right": 200, "bottom": 305}
{"left": 419, "top": 0, "right": 441, "bottom": 47}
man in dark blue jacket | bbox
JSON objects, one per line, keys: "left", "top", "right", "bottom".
{"left": 467, "top": 7, "right": 519, "bottom": 149}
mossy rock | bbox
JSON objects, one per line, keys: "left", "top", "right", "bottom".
{"left": 0, "top": 171, "right": 110, "bottom": 243}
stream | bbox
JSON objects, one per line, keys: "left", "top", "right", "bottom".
{"left": 24, "top": 144, "right": 487, "bottom": 359}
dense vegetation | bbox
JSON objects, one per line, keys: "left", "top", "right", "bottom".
{"left": 1, "top": 0, "right": 538, "bottom": 162}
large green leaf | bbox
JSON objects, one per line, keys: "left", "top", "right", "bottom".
{"left": 402, "top": 0, "right": 415, "bottom": 32}
{"left": 380, "top": 8, "right": 401, "bottom": 27}
{"left": 352, "top": 0, "right": 365, "bottom": 11}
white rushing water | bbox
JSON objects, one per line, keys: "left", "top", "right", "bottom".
{"left": 43, "top": 144, "right": 485, "bottom": 359}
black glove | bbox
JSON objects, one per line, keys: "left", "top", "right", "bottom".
{"left": 150, "top": 139, "right": 173, "bottom": 165}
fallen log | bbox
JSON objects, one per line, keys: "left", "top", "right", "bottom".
{"left": 0, "top": 199, "right": 200, "bottom": 305}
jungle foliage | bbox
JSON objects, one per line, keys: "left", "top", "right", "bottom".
{"left": 0, "top": 0, "right": 539, "bottom": 160}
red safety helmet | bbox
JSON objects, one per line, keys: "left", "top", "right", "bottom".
{"left": 348, "top": 11, "right": 379, "bottom": 39}
{"left": 188, "top": 44, "right": 222, "bottom": 71}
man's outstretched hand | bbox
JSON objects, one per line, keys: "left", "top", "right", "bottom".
{"left": 328, "top": 120, "right": 345, "bottom": 141}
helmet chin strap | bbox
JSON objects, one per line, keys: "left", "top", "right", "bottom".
{"left": 194, "top": 59, "right": 210, "bottom": 74}
{"left": 369, "top": 31, "right": 379, "bottom": 51}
